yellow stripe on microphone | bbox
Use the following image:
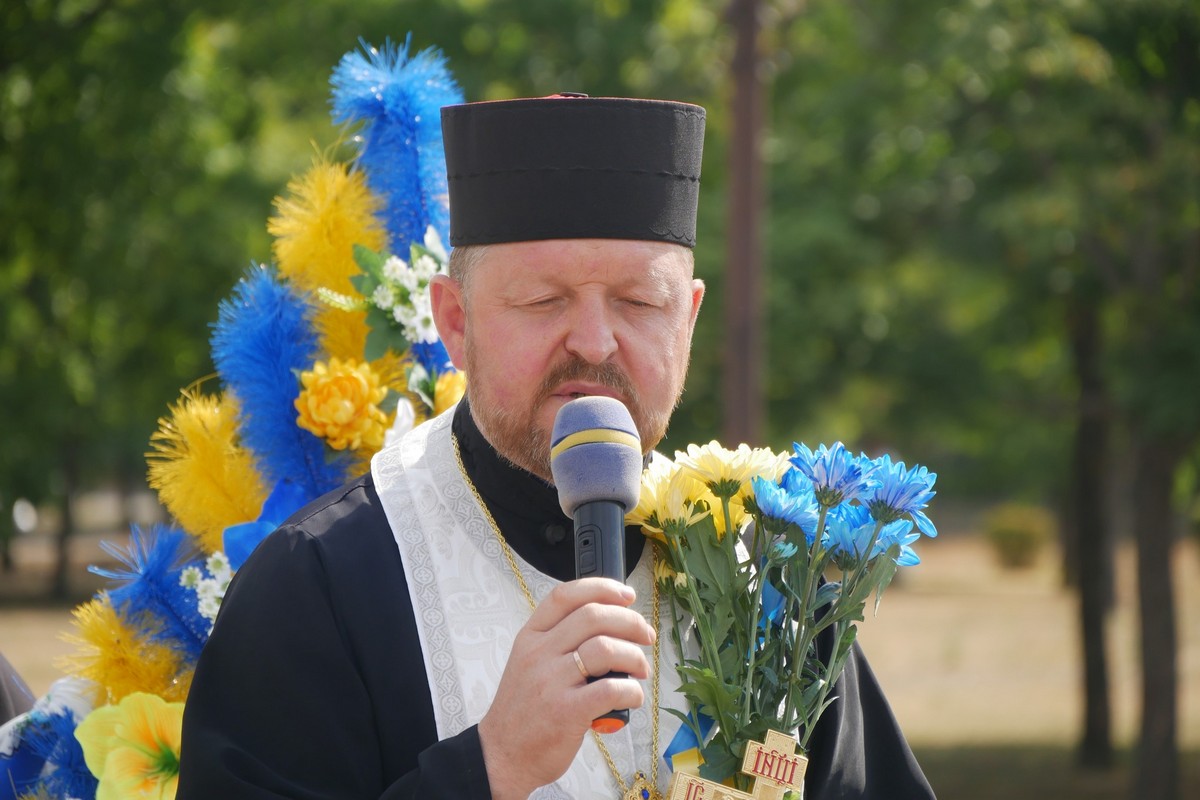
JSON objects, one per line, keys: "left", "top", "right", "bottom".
{"left": 550, "top": 428, "right": 641, "bottom": 460}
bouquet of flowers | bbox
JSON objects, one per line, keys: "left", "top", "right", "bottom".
{"left": 630, "top": 441, "right": 936, "bottom": 796}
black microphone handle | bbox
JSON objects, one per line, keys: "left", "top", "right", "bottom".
{"left": 573, "top": 501, "right": 626, "bottom": 581}
{"left": 572, "top": 500, "right": 631, "bottom": 733}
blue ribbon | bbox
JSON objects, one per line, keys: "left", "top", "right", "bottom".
{"left": 663, "top": 711, "right": 715, "bottom": 772}
{"left": 223, "top": 479, "right": 310, "bottom": 570}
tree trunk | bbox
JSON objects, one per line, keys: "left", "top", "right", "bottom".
{"left": 1067, "top": 297, "right": 1113, "bottom": 768}
{"left": 723, "top": 0, "right": 766, "bottom": 445}
{"left": 0, "top": 502, "right": 12, "bottom": 572}
{"left": 1129, "top": 432, "right": 1182, "bottom": 800}
{"left": 51, "top": 446, "right": 79, "bottom": 600}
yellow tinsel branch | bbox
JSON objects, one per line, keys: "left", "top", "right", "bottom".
{"left": 57, "top": 593, "right": 192, "bottom": 705}
{"left": 146, "top": 388, "right": 267, "bottom": 554}
{"left": 269, "top": 159, "right": 388, "bottom": 362}
{"left": 269, "top": 159, "right": 387, "bottom": 295}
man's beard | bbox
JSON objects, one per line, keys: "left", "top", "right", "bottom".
{"left": 465, "top": 354, "right": 678, "bottom": 482}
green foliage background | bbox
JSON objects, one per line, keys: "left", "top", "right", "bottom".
{"left": 2, "top": 0, "right": 1197, "bottom": 512}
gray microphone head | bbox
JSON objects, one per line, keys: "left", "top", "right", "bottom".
{"left": 550, "top": 397, "right": 643, "bottom": 517}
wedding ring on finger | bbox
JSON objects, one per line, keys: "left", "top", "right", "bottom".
{"left": 572, "top": 649, "right": 590, "bottom": 680}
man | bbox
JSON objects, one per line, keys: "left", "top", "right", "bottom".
{"left": 177, "top": 95, "right": 933, "bottom": 799}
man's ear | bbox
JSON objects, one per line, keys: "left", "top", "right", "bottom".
{"left": 430, "top": 274, "right": 467, "bottom": 370}
{"left": 688, "top": 278, "right": 706, "bottom": 334}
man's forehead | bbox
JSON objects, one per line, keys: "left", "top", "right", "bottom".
{"left": 475, "top": 238, "right": 693, "bottom": 275}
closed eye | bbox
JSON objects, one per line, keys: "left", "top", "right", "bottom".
{"left": 521, "top": 296, "right": 562, "bottom": 309}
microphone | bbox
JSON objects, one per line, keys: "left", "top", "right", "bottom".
{"left": 550, "top": 396, "right": 642, "bottom": 734}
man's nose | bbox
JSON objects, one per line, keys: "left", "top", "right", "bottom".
{"left": 563, "top": 301, "right": 618, "bottom": 364}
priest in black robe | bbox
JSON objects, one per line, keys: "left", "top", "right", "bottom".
{"left": 178, "top": 94, "right": 934, "bottom": 800}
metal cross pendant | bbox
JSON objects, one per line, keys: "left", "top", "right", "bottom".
{"left": 623, "top": 771, "right": 663, "bottom": 800}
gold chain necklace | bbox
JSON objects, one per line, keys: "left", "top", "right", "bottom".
{"left": 451, "top": 434, "right": 663, "bottom": 800}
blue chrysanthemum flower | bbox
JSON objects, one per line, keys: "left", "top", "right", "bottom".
{"left": 828, "top": 502, "right": 872, "bottom": 530}
{"left": 752, "top": 475, "right": 819, "bottom": 542}
{"left": 872, "top": 519, "right": 922, "bottom": 566}
{"left": 790, "top": 442, "right": 880, "bottom": 508}
{"left": 864, "top": 454, "right": 937, "bottom": 537}
{"left": 822, "top": 512, "right": 876, "bottom": 568}
{"left": 770, "top": 541, "right": 799, "bottom": 560}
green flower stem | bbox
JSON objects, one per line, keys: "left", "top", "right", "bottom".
{"left": 719, "top": 494, "right": 747, "bottom": 660}
{"left": 844, "top": 520, "right": 885, "bottom": 601}
{"left": 749, "top": 512, "right": 763, "bottom": 564}
{"left": 741, "top": 557, "right": 770, "bottom": 722}
{"left": 798, "top": 616, "right": 853, "bottom": 751}
{"left": 668, "top": 529, "right": 725, "bottom": 685}
{"left": 665, "top": 585, "right": 705, "bottom": 748}
{"left": 782, "top": 506, "right": 828, "bottom": 727}
{"left": 798, "top": 520, "right": 888, "bottom": 748}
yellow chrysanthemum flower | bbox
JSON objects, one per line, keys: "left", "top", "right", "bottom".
{"left": 627, "top": 456, "right": 677, "bottom": 541}
{"left": 702, "top": 489, "right": 749, "bottom": 539}
{"left": 433, "top": 370, "right": 467, "bottom": 416}
{"left": 652, "top": 556, "right": 678, "bottom": 586}
{"left": 295, "top": 358, "right": 389, "bottom": 452}
{"left": 638, "top": 462, "right": 710, "bottom": 537}
{"left": 675, "top": 441, "right": 787, "bottom": 501}
{"left": 75, "top": 692, "right": 184, "bottom": 800}
{"left": 58, "top": 595, "right": 190, "bottom": 705}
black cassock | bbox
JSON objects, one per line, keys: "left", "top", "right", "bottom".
{"left": 177, "top": 402, "right": 935, "bottom": 799}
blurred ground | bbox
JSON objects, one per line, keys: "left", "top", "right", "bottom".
{"left": 1, "top": 517, "right": 1197, "bottom": 798}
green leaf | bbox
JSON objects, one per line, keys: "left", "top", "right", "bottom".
{"left": 676, "top": 665, "right": 740, "bottom": 723}
{"left": 718, "top": 640, "right": 744, "bottom": 680}
{"left": 708, "top": 594, "right": 734, "bottom": 642}
{"left": 873, "top": 548, "right": 901, "bottom": 614}
{"left": 682, "top": 515, "right": 732, "bottom": 590}
{"left": 353, "top": 244, "right": 389, "bottom": 282}
{"left": 379, "top": 388, "right": 402, "bottom": 414}
{"left": 363, "top": 309, "right": 410, "bottom": 362}
{"left": 349, "top": 272, "right": 375, "bottom": 297}
{"left": 814, "top": 580, "right": 841, "bottom": 610}
{"left": 837, "top": 623, "right": 858, "bottom": 656}
{"left": 698, "top": 743, "right": 740, "bottom": 784}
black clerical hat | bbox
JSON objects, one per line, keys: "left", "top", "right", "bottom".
{"left": 440, "top": 94, "right": 706, "bottom": 248}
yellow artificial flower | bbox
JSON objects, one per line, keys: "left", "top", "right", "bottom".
{"left": 75, "top": 692, "right": 184, "bottom": 800}
{"left": 675, "top": 441, "right": 787, "bottom": 501}
{"left": 295, "top": 358, "right": 389, "bottom": 451}
{"left": 433, "top": 370, "right": 467, "bottom": 416}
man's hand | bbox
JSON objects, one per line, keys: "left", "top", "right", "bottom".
{"left": 477, "top": 577, "right": 656, "bottom": 799}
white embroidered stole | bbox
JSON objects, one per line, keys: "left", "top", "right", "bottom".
{"left": 372, "top": 409, "right": 690, "bottom": 798}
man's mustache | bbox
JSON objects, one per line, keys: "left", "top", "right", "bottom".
{"left": 536, "top": 359, "right": 638, "bottom": 406}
